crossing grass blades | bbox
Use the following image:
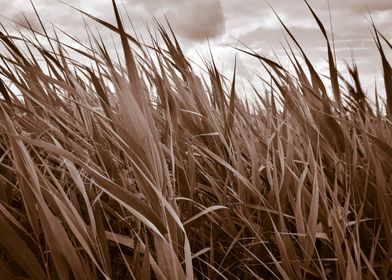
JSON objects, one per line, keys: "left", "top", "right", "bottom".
{"left": 0, "top": 1, "right": 392, "bottom": 279}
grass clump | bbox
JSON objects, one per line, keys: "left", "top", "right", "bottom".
{"left": 0, "top": 1, "right": 392, "bottom": 279}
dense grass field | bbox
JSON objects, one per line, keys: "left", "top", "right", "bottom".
{"left": 1, "top": 1, "right": 392, "bottom": 279}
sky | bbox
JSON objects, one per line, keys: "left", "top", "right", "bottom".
{"left": 1, "top": 0, "right": 392, "bottom": 97}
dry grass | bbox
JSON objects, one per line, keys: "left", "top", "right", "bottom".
{"left": 0, "top": 1, "right": 392, "bottom": 279}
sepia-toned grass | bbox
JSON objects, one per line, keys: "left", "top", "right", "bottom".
{"left": 1, "top": 1, "right": 392, "bottom": 279}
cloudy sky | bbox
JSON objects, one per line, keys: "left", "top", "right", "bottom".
{"left": 1, "top": 0, "right": 392, "bottom": 96}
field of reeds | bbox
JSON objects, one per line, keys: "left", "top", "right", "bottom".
{"left": 0, "top": 1, "right": 392, "bottom": 279}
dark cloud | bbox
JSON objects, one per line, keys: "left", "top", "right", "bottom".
{"left": 127, "top": 0, "right": 183, "bottom": 12}
{"left": 0, "top": 0, "right": 390, "bottom": 94}
{"left": 167, "top": 0, "right": 226, "bottom": 41}
{"left": 338, "top": 0, "right": 392, "bottom": 12}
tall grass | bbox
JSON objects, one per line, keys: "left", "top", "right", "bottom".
{"left": 0, "top": 1, "right": 392, "bottom": 279}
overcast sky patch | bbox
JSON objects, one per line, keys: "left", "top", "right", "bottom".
{"left": 1, "top": 0, "right": 391, "bottom": 95}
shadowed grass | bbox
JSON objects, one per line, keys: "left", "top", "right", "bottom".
{"left": 0, "top": 1, "right": 392, "bottom": 279}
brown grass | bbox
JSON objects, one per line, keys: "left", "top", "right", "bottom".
{"left": 0, "top": 1, "right": 392, "bottom": 279}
